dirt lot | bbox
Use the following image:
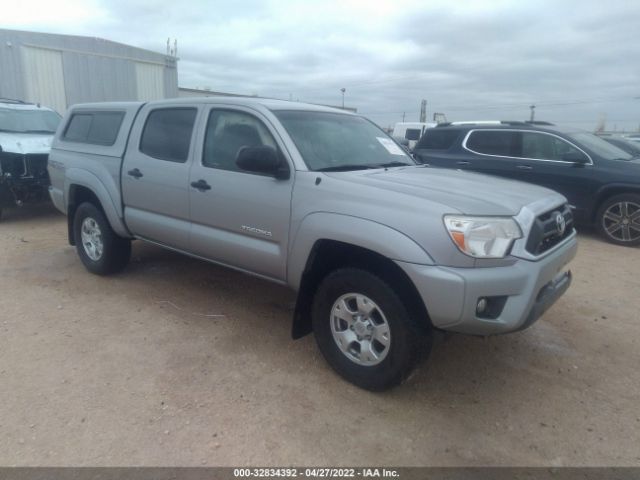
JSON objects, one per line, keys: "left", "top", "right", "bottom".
{"left": 0, "top": 204, "right": 639, "bottom": 467}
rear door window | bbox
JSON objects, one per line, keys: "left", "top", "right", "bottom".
{"left": 139, "top": 108, "right": 197, "bottom": 163}
{"left": 465, "top": 130, "right": 519, "bottom": 157}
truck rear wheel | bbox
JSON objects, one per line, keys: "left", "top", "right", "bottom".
{"left": 73, "top": 202, "right": 131, "bottom": 275}
{"left": 311, "top": 268, "right": 429, "bottom": 391}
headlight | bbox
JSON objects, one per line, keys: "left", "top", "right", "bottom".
{"left": 443, "top": 215, "right": 522, "bottom": 258}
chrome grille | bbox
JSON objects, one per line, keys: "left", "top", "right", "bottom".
{"left": 525, "top": 204, "right": 574, "bottom": 255}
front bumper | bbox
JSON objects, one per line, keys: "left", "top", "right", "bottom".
{"left": 397, "top": 234, "right": 577, "bottom": 335}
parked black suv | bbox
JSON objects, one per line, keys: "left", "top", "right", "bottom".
{"left": 413, "top": 121, "right": 640, "bottom": 246}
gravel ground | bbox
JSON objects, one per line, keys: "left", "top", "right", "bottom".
{"left": 0, "top": 204, "right": 639, "bottom": 467}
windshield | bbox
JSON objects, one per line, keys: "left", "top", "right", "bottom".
{"left": 274, "top": 110, "right": 415, "bottom": 171}
{"left": 569, "top": 132, "right": 633, "bottom": 160}
{"left": 0, "top": 108, "right": 61, "bottom": 134}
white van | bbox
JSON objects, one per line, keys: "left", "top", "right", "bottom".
{"left": 392, "top": 122, "right": 436, "bottom": 150}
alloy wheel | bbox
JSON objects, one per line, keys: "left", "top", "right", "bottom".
{"left": 602, "top": 201, "right": 640, "bottom": 243}
{"left": 81, "top": 217, "right": 104, "bottom": 261}
{"left": 330, "top": 293, "right": 391, "bottom": 366}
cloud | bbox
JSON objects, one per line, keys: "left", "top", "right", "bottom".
{"left": 2, "top": 0, "right": 108, "bottom": 28}
{"left": 3, "top": 0, "right": 639, "bottom": 130}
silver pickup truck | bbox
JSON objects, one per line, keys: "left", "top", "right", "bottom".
{"left": 48, "top": 97, "right": 577, "bottom": 390}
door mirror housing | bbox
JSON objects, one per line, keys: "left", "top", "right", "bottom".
{"left": 236, "top": 146, "right": 290, "bottom": 179}
{"left": 562, "top": 151, "right": 589, "bottom": 164}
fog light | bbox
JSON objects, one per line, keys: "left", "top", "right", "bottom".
{"left": 476, "top": 298, "right": 488, "bottom": 315}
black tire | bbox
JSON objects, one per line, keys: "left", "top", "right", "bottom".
{"left": 596, "top": 193, "right": 640, "bottom": 247}
{"left": 73, "top": 202, "right": 131, "bottom": 275}
{"left": 312, "top": 268, "right": 430, "bottom": 391}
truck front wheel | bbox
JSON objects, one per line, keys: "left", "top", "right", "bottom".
{"left": 311, "top": 268, "right": 429, "bottom": 391}
{"left": 73, "top": 202, "right": 131, "bottom": 275}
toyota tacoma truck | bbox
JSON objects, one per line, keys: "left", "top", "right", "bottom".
{"left": 48, "top": 98, "right": 577, "bottom": 391}
{"left": 0, "top": 99, "right": 61, "bottom": 220}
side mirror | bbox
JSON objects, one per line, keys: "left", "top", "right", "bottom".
{"left": 562, "top": 151, "right": 589, "bottom": 164}
{"left": 236, "top": 146, "right": 290, "bottom": 179}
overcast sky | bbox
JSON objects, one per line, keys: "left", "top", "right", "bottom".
{"left": 3, "top": 0, "right": 640, "bottom": 130}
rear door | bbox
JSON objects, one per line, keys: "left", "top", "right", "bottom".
{"left": 418, "top": 128, "right": 520, "bottom": 175}
{"left": 188, "top": 106, "right": 294, "bottom": 281}
{"left": 414, "top": 128, "right": 470, "bottom": 168}
{"left": 458, "top": 129, "right": 523, "bottom": 177}
{"left": 122, "top": 104, "right": 199, "bottom": 250}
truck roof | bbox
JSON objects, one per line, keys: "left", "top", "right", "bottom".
{"left": 69, "top": 97, "right": 353, "bottom": 115}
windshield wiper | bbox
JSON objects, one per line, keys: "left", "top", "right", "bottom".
{"left": 374, "top": 161, "right": 413, "bottom": 168}
{"left": 24, "top": 129, "right": 55, "bottom": 134}
{"left": 315, "top": 164, "right": 376, "bottom": 172}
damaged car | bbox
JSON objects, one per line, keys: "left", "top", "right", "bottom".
{"left": 0, "top": 99, "right": 61, "bottom": 220}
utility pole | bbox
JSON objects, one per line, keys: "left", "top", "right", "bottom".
{"left": 402, "top": 112, "right": 406, "bottom": 122}
{"left": 529, "top": 105, "right": 536, "bottom": 122}
{"left": 419, "top": 99, "right": 427, "bottom": 123}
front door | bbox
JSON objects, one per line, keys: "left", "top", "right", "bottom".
{"left": 512, "top": 131, "right": 598, "bottom": 221}
{"left": 188, "top": 107, "right": 294, "bottom": 281}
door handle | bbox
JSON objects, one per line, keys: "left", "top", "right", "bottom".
{"left": 456, "top": 161, "right": 471, "bottom": 166}
{"left": 516, "top": 165, "right": 533, "bottom": 170}
{"left": 190, "top": 179, "right": 211, "bottom": 191}
{"left": 127, "top": 168, "right": 143, "bottom": 179}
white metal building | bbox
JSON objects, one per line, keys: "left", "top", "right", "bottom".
{"left": 0, "top": 29, "right": 178, "bottom": 114}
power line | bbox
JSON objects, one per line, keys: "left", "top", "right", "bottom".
{"left": 360, "top": 96, "right": 635, "bottom": 116}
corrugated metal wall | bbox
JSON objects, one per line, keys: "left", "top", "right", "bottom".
{"left": 135, "top": 62, "right": 165, "bottom": 101}
{"left": 21, "top": 46, "right": 67, "bottom": 113}
{"left": 0, "top": 29, "right": 178, "bottom": 113}
{"left": 62, "top": 53, "right": 137, "bottom": 106}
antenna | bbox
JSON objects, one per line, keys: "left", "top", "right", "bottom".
{"left": 166, "top": 38, "right": 178, "bottom": 57}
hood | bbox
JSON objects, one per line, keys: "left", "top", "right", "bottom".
{"left": 0, "top": 132, "right": 54, "bottom": 155}
{"left": 326, "top": 165, "right": 564, "bottom": 216}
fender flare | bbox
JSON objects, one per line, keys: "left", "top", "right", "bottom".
{"left": 64, "top": 168, "right": 130, "bottom": 238}
{"left": 287, "top": 212, "right": 434, "bottom": 290}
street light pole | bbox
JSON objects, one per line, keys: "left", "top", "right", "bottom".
{"left": 340, "top": 88, "right": 346, "bottom": 109}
